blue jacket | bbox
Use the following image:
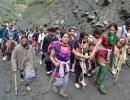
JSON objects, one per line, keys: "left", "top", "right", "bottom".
{"left": 2, "top": 29, "right": 19, "bottom": 41}
{"left": 0, "top": 28, "right": 6, "bottom": 38}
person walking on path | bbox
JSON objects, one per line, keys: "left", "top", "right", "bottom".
{"left": 42, "top": 27, "right": 58, "bottom": 75}
{"left": 50, "top": 32, "right": 89, "bottom": 97}
{"left": 11, "top": 36, "right": 35, "bottom": 91}
{"left": 89, "top": 23, "right": 119, "bottom": 94}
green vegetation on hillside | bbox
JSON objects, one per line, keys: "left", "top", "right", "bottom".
{"left": 0, "top": 0, "right": 57, "bottom": 25}
{"left": 22, "top": 0, "right": 57, "bottom": 18}
{"left": 0, "top": 0, "right": 16, "bottom": 24}
{"left": 21, "top": 0, "right": 57, "bottom": 25}
{"left": 16, "top": 0, "right": 56, "bottom": 4}
{"left": 16, "top": 0, "right": 26, "bottom": 4}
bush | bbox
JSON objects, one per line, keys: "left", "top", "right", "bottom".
{"left": 16, "top": 0, "right": 26, "bottom": 4}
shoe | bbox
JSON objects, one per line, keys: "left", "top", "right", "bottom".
{"left": 111, "top": 70, "right": 116, "bottom": 75}
{"left": 53, "top": 85, "right": 58, "bottom": 93}
{"left": 80, "top": 80, "right": 87, "bottom": 86}
{"left": 59, "top": 91, "right": 68, "bottom": 97}
{"left": 87, "top": 73, "right": 92, "bottom": 77}
{"left": 39, "top": 60, "right": 42, "bottom": 65}
{"left": 2, "top": 56, "right": 6, "bottom": 61}
{"left": 70, "top": 69, "right": 75, "bottom": 72}
{"left": 20, "top": 78, "right": 24, "bottom": 82}
{"left": 26, "top": 86, "right": 32, "bottom": 91}
{"left": 91, "top": 70, "right": 95, "bottom": 74}
{"left": 98, "top": 85, "right": 107, "bottom": 94}
{"left": 75, "top": 83, "right": 80, "bottom": 89}
{"left": 47, "top": 71, "right": 51, "bottom": 75}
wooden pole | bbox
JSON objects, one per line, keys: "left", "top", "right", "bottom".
{"left": 14, "top": 73, "right": 18, "bottom": 95}
{"left": 115, "top": 47, "right": 125, "bottom": 82}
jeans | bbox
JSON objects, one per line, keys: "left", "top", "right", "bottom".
{"left": 32, "top": 45, "right": 39, "bottom": 55}
{"left": 54, "top": 73, "right": 69, "bottom": 92}
{"left": 20, "top": 67, "right": 35, "bottom": 86}
{"left": 75, "top": 61, "right": 82, "bottom": 83}
{"left": 44, "top": 52, "right": 52, "bottom": 72}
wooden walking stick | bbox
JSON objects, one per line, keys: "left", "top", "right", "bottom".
{"left": 14, "top": 73, "right": 18, "bottom": 95}
{"left": 81, "top": 60, "right": 85, "bottom": 89}
{"left": 115, "top": 47, "right": 125, "bottom": 82}
{"left": 80, "top": 40, "right": 87, "bottom": 90}
{"left": 42, "top": 67, "right": 57, "bottom": 95}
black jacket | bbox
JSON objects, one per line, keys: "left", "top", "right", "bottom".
{"left": 42, "top": 34, "right": 58, "bottom": 52}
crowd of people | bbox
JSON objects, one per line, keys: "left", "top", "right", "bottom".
{"left": 0, "top": 18, "right": 130, "bottom": 97}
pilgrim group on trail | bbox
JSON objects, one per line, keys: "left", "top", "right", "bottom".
{"left": 0, "top": 18, "right": 130, "bottom": 97}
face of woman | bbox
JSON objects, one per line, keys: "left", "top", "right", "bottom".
{"left": 83, "top": 36, "right": 88, "bottom": 43}
{"left": 108, "top": 26, "right": 117, "bottom": 36}
{"left": 61, "top": 34, "right": 69, "bottom": 44}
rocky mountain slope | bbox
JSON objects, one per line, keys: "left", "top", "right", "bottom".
{"left": 40, "top": 0, "right": 130, "bottom": 32}
{"left": 0, "top": 0, "right": 130, "bottom": 32}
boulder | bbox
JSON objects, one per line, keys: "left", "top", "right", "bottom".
{"left": 87, "top": 13, "right": 96, "bottom": 21}
{"left": 102, "top": 0, "right": 113, "bottom": 6}
{"left": 95, "top": 21, "right": 105, "bottom": 28}
{"left": 73, "top": 9, "right": 79, "bottom": 17}
{"left": 119, "top": 3, "right": 130, "bottom": 19}
{"left": 81, "top": 12, "right": 90, "bottom": 17}
{"left": 96, "top": 0, "right": 113, "bottom": 6}
{"left": 103, "top": 20, "right": 111, "bottom": 27}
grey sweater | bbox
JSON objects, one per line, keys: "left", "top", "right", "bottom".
{"left": 11, "top": 44, "right": 35, "bottom": 71}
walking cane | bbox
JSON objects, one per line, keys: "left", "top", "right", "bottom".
{"left": 81, "top": 60, "right": 86, "bottom": 90}
{"left": 14, "top": 73, "right": 18, "bottom": 95}
{"left": 42, "top": 66, "right": 57, "bottom": 95}
{"left": 80, "top": 40, "right": 86, "bottom": 90}
{"left": 115, "top": 48, "right": 125, "bottom": 82}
